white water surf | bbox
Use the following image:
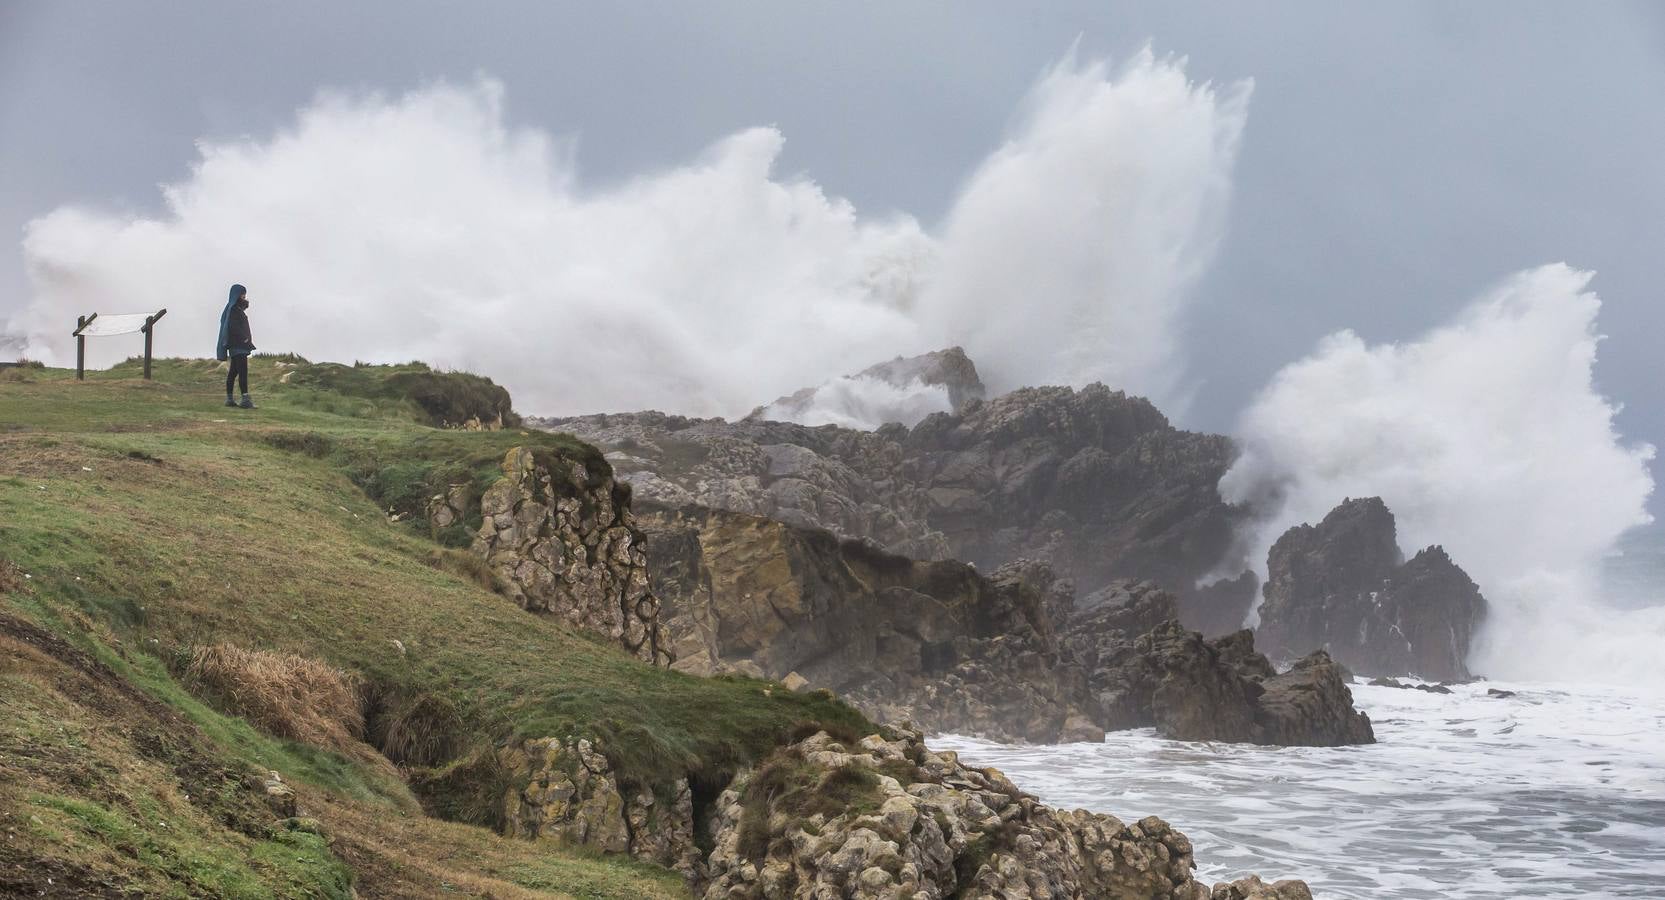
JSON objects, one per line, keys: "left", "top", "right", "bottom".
{"left": 936, "top": 680, "right": 1665, "bottom": 899}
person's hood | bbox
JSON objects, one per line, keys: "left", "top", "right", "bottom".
{"left": 216, "top": 284, "right": 247, "bottom": 359}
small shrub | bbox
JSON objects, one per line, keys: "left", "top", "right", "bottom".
{"left": 424, "top": 547, "right": 502, "bottom": 593}
{"left": 407, "top": 744, "right": 512, "bottom": 829}
{"left": 183, "top": 643, "right": 364, "bottom": 752}
{"left": 373, "top": 692, "right": 463, "bottom": 767}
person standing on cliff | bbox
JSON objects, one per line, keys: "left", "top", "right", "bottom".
{"left": 215, "top": 283, "right": 257, "bottom": 408}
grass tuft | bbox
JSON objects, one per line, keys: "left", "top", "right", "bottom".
{"left": 737, "top": 748, "right": 883, "bottom": 861}
{"left": 183, "top": 642, "right": 365, "bottom": 752}
{"left": 372, "top": 692, "right": 464, "bottom": 768}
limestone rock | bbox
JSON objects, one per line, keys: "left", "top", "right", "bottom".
{"left": 1260, "top": 497, "right": 1486, "bottom": 680}
{"left": 700, "top": 725, "right": 1306, "bottom": 900}
{"left": 500, "top": 737, "right": 701, "bottom": 877}
{"left": 472, "top": 447, "right": 670, "bottom": 665}
{"left": 1212, "top": 875, "right": 1315, "bottom": 900}
{"left": 781, "top": 671, "right": 810, "bottom": 693}
{"left": 425, "top": 482, "right": 471, "bottom": 531}
{"left": 258, "top": 770, "right": 298, "bottom": 818}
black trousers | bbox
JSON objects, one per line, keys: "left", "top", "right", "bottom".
{"left": 226, "top": 355, "right": 249, "bottom": 395}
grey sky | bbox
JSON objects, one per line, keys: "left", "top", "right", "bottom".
{"left": 4, "top": 2, "right": 1662, "bottom": 461}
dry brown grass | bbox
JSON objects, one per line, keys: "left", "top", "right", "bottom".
{"left": 0, "top": 558, "right": 26, "bottom": 594}
{"left": 185, "top": 642, "right": 365, "bottom": 753}
{"left": 372, "top": 691, "right": 464, "bottom": 767}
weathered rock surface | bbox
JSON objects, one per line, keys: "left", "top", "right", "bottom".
{"left": 1077, "top": 615, "right": 1374, "bottom": 747}
{"left": 470, "top": 446, "right": 671, "bottom": 665}
{"left": 1255, "top": 651, "right": 1377, "bottom": 746}
{"left": 539, "top": 369, "right": 1256, "bottom": 634}
{"left": 641, "top": 506, "right": 1372, "bottom": 747}
{"left": 500, "top": 736, "right": 702, "bottom": 879}
{"left": 1260, "top": 497, "right": 1486, "bottom": 681}
{"left": 701, "top": 725, "right": 1309, "bottom": 900}
{"left": 1211, "top": 875, "right": 1315, "bottom": 900}
{"left": 641, "top": 503, "right": 1099, "bottom": 743}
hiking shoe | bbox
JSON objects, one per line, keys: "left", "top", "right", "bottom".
{"left": 225, "top": 397, "right": 237, "bottom": 407}
{"left": 239, "top": 394, "right": 256, "bottom": 409}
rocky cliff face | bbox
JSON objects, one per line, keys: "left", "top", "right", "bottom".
{"left": 500, "top": 736, "right": 703, "bottom": 880}
{"left": 541, "top": 366, "right": 1256, "bottom": 635}
{"left": 469, "top": 446, "right": 672, "bottom": 665}
{"left": 505, "top": 724, "right": 1311, "bottom": 900}
{"left": 639, "top": 503, "right": 1100, "bottom": 743}
{"left": 1259, "top": 497, "right": 1486, "bottom": 681}
{"left": 641, "top": 502, "right": 1372, "bottom": 747}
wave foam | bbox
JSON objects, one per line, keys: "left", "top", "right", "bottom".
{"left": 1219, "top": 264, "right": 1659, "bottom": 682}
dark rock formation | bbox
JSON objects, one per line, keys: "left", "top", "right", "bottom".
{"left": 1254, "top": 651, "right": 1377, "bottom": 746}
{"left": 541, "top": 368, "right": 1254, "bottom": 634}
{"left": 640, "top": 507, "right": 1373, "bottom": 747}
{"left": 639, "top": 503, "right": 1100, "bottom": 743}
{"left": 749, "top": 346, "right": 987, "bottom": 422}
{"left": 1075, "top": 616, "right": 1373, "bottom": 747}
{"left": 1369, "top": 676, "right": 1456, "bottom": 695}
{"left": 1259, "top": 497, "right": 1486, "bottom": 681}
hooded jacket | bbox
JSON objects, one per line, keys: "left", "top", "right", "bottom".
{"left": 216, "top": 284, "right": 255, "bottom": 360}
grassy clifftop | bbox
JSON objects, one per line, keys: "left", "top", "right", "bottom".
{"left": 0, "top": 357, "right": 869, "bottom": 898}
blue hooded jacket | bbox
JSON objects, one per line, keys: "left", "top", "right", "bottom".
{"left": 216, "top": 284, "right": 251, "bottom": 360}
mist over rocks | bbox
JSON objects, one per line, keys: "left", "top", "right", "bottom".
{"left": 1219, "top": 264, "right": 1657, "bottom": 684}
{"left": 541, "top": 355, "right": 1257, "bottom": 636}
{"left": 1258, "top": 497, "right": 1486, "bottom": 681}
{"left": 750, "top": 346, "right": 987, "bottom": 428}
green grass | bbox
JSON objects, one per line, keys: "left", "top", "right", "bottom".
{"left": 0, "top": 357, "right": 873, "bottom": 896}
{"left": 736, "top": 749, "right": 886, "bottom": 862}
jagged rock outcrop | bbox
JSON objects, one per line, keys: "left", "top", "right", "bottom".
{"left": 702, "top": 726, "right": 1309, "bottom": 899}
{"left": 540, "top": 363, "right": 1256, "bottom": 635}
{"left": 643, "top": 507, "right": 1371, "bottom": 747}
{"left": 500, "top": 737, "right": 702, "bottom": 880}
{"left": 1075, "top": 615, "right": 1374, "bottom": 747}
{"left": 641, "top": 503, "right": 1100, "bottom": 743}
{"left": 750, "top": 346, "right": 988, "bottom": 423}
{"left": 1254, "top": 651, "right": 1377, "bottom": 746}
{"left": 470, "top": 446, "right": 672, "bottom": 665}
{"left": 1259, "top": 497, "right": 1486, "bottom": 681}
{"left": 546, "top": 411, "right": 953, "bottom": 561}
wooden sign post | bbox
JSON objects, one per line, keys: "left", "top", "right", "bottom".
{"left": 141, "top": 308, "right": 168, "bottom": 380}
{"left": 72, "top": 312, "right": 98, "bottom": 381}
{"left": 71, "top": 308, "right": 167, "bottom": 380}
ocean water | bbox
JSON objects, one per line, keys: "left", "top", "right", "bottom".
{"left": 936, "top": 680, "right": 1665, "bottom": 899}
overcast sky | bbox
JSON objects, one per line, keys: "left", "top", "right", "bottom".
{"left": 3, "top": 2, "right": 1662, "bottom": 451}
